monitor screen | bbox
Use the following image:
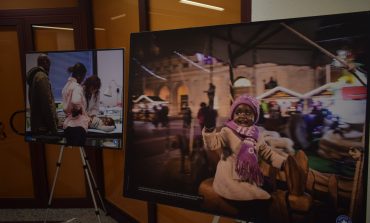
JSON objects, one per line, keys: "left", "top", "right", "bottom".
{"left": 124, "top": 12, "right": 369, "bottom": 222}
{"left": 25, "top": 49, "right": 124, "bottom": 149}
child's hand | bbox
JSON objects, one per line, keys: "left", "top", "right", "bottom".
{"left": 204, "top": 117, "right": 216, "bottom": 130}
{"left": 204, "top": 127, "right": 215, "bottom": 132}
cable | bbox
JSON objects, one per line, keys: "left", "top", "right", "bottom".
{"left": 9, "top": 110, "right": 25, "bottom": 136}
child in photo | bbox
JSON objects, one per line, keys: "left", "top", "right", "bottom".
{"left": 202, "top": 94, "right": 287, "bottom": 201}
{"left": 88, "top": 115, "right": 115, "bottom": 132}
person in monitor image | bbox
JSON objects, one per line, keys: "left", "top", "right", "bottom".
{"left": 204, "top": 82, "right": 216, "bottom": 109}
{"left": 26, "top": 54, "right": 59, "bottom": 135}
{"left": 83, "top": 75, "right": 115, "bottom": 132}
{"left": 182, "top": 105, "right": 192, "bottom": 129}
{"left": 83, "top": 74, "right": 101, "bottom": 117}
{"left": 197, "top": 102, "right": 207, "bottom": 131}
{"left": 62, "top": 62, "right": 90, "bottom": 146}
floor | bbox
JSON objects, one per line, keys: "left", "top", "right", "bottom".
{"left": 0, "top": 208, "right": 118, "bottom": 223}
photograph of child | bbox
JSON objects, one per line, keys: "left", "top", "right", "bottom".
{"left": 124, "top": 12, "right": 368, "bottom": 223}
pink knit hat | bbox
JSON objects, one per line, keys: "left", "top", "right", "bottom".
{"left": 229, "top": 94, "right": 260, "bottom": 123}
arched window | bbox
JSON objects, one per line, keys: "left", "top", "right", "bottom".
{"left": 234, "top": 77, "right": 252, "bottom": 87}
{"left": 159, "top": 85, "right": 170, "bottom": 101}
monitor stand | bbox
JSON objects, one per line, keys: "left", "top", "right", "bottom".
{"left": 43, "top": 145, "right": 107, "bottom": 223}
{"left": 212, "top": 216, "right": 249, "bottom": 223}
{"left": 212, "top": 216, "right": 220, "bottom": 223}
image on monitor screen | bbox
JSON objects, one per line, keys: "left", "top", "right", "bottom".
{"left": 124, "top": 12, "right": 369, "bottom": 223}
{"left": 25, "top": 48, "right": 124, "bottom": 149}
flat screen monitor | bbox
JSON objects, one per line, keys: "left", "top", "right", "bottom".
{"left": 124, "top": 12, "right": 369, "bottom": 222}
{"left": 25, "top": 49, "right": 124, "bottom": 149}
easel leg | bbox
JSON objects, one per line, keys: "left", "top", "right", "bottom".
{"left": 44, "top": 145, "right": 65, "bottom": 223}
{"left": 80, "top": 147, "right": 107, "bottom": 214}
{"left": 79, "top": 147, "right": 102, "bottom": 223}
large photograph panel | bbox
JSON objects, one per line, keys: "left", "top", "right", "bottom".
{"left": 124, "top": 12, "right": 369, "bottom": 222}
{"left": 25, "top": 49, "right": 124, "bottom": 149}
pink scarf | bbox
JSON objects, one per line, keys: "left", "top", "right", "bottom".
{"left": 226, "top": 120, "right": 264, "bottom": 186}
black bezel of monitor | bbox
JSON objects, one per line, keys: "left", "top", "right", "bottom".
{"left": 124, "top": 12, "right": 369, "bottom": 222}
